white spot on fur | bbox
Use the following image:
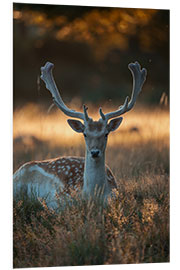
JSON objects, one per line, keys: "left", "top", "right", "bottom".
{"left": 13, "top": 164, "right": 65, "bottom": 209}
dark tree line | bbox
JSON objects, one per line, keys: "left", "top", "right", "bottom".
{"left": 13, "top": 3, "right": 169, "bottom": 107}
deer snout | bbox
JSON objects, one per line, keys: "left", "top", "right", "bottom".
{"left": 91, "top": 149, "right": 100, "bottom": 158}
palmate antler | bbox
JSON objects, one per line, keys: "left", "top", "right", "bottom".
{"left": 40, "top": 61, "right": 147, "bottom": 122}
{"left": 99, "top": 62, "right": 147, "bottom": 121}
{"left": 40, "top": 62, "right": 90, "bottom": 121}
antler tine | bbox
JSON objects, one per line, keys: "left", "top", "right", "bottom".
{"left": 41, "top": 62, "right": 85, "bottom": 120}
{"left": 101, "top": 61, "right": 147, "bottom": 121}
{"left": 99, "top": 107, "right": 106, "bottom": 120}
{"left": 83, "top": 104, "right": 90, "bottom": 122}
{"left": 127, "top": 61, "right": 147, "bottom": 110}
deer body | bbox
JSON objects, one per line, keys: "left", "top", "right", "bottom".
{"left": 13, "top": 61, "right": 147, "bottom": 208}
{"left": 13, "top": 156, "right": 116, "bottom": 208}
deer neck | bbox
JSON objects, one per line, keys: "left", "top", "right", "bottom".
{"left": 83, "top": 150, "right": 109, "bottom": 198}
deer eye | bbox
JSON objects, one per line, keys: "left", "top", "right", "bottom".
{"left": 105, "top": 133, "right": 108, "bottom": 138}
{"left": 84, "top": 133, "right": 87, "bottom": 138}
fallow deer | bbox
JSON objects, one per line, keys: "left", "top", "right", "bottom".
{"left": 13, "top": 61, "right": 147, "bottom": 208}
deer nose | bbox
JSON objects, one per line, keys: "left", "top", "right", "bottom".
{"left": 91, "top": 150, "right": 100, "bottom": 158}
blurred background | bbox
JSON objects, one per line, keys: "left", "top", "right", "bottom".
{"left": 13, "top": 3, "right": 169, "bottom": 108}
{"left": 13, "top": 3, "right": 169, "bottom": 172}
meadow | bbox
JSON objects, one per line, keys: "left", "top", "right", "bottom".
{"left": 13, "top": 102, "right": 169, "bottom": 267}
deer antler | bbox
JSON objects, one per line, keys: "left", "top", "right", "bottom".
{"left": 41, "top": 61, "right": 146, "bottom": 123}
{"left": 100, "top": 61, "right": 147, "bottom": 121}
{"left": 40, "top": 62, "right": 90, "bottom": 121}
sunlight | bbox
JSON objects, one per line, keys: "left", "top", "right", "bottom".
{"left": 13, "top": 103, "right": 169, "bottom": 149}
{"left": 13, "top": 7, "right": 158, "bottom": 59}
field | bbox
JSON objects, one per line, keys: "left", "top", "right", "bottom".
{"left": 13, "top": 103, "right": 169, "bottom": 267}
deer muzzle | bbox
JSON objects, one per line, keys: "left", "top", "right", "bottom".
{"left": 91, "top": 149, "right": 100, "bottom": 158}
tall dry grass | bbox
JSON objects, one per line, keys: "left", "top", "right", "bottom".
{"left": 13, "top": 103, "right": 169, "bottom": 267}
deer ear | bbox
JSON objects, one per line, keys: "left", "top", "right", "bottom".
{"left": 107, "top": 117, "right": 123, "bottom": 132}
{"left": 67, "top": 119, "right": 85, "bottom": 133}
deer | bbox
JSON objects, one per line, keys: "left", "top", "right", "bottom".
{"left": 13, "top": 61, "right": 147, "bottom": 209}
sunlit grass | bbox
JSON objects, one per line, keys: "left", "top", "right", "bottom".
{"left": 13, "top": 173, "right": 169, "bottom": 267}
{"left": 13, "top": 102, "right": 169, "bottom": 148}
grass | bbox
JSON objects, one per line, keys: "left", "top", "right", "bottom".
{"left": 13, "top": 103, "right": 169, "bottom": 267}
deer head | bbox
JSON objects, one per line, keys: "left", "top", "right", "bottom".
{"left": 67, "top": 113, "right": 123, "bottom": 159}
{"left": 40, "top": 61, "right": 147, "bottom": 160}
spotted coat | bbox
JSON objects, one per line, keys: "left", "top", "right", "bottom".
{"left": 23, "top": 156, "right": 117, "bottom": 193}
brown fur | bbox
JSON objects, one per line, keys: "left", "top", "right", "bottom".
{"left": 24, "top": 157, "right": 117, "bottom": 190}
{"left": 88, "top": 121, "right": 104, "bottom": 132}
